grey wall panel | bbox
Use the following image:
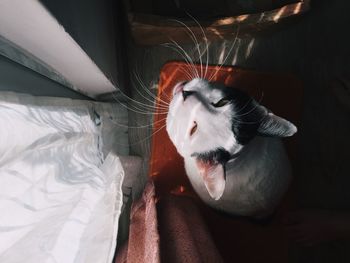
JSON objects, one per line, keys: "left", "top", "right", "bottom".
{"left": 41, "top": 0, "right": 125, "bottom": 93}
{"left": 0, "top": 55, "right": 89, "bottom": 99}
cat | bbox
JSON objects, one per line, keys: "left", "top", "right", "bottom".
{"left": 166, "top": 78, "right": 297, "bottom": 218}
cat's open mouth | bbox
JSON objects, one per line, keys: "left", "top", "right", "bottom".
{"left": 191, "top": 149, "right": 229, "bottom": 200}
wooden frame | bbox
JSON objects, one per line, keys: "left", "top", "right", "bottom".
{"left": 128, "top": 0, "right": 311, "bottom": 45}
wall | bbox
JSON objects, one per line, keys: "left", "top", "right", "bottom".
{"left": 0, "top": 55, "right": 87, "bottom": 99}
{"left": 41, "top": 0, "right": 127, "bottom": 95}
{"left": 0, "top": 0, "right": 125, "bottom": 99}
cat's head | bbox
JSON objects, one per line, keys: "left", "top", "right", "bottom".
{"left": 166, "top": 78, "right": 297, "bottom": 200}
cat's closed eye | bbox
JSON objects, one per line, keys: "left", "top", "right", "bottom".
{"left": 182, "top": 90, "right": 195, "bottom": 100}
{"left": 211, "top": 98, "right": 231, "bottom": 108}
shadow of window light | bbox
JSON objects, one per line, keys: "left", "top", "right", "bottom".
{"left": 245, "top": 38, "right": 255, "bottom": 59}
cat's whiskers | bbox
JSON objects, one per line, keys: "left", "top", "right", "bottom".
{"left": 106, "top": 64, "right": 172, "bottom": 118}
{"left": 114, "top": 76, "right": 169, "bottom": 114}
{"left": 169, "top": 19, "right": 204, "bottom": 78}
{"left": 234, "top": 98, "right": 254, "bottom": 115}
{"left": 131, "top": 81, "right": 169, "bottom": 112}
{"left": 130, "top": 86, "right": 169, "bottom": 112}
{"left": 108, "top": 121, "right": 168, "bottom": 147}
{"left": 109, "top": 73, "right": 168, "bottom": 114}
{"left": 127, "top": 122, "right": 168, "bottom": 147}
{"left": 234, "top": 91, "right": 265, "bottom": 118}
{"left": 162, "top": 43, "right": 195, "bottom": 80}
{"left": 208, "top": 27, "right": 240, "bottom": 82}
{"left": 221, "top": 105, "right": 253, "bottom": 125}
{"left": 112, "top": 92, "right": 168, "bottom": 115}
{"left": 236, "top": 91, "right": 264, "bottom": 116}
{"left": 119, "top": 91, "right": 167, "bottom": 113}
{"left": 163, "top": 40, "right": 199, "bottom": 79}
{"left": 109, "top": 79, "right": 170, "bottom": 145}
{"left": 186, "top": 13, "right": 210, "bottom": 79}
{"left": 133, "top": 70, "right": 170, "bottom": 108}
{"left": 110, "top": 116, "right": 167, "bottom": 130}
{"left": 133, "top": 75, "right": 170, "bottom": 109}
{"left": 231, "top": 118, "right": 261, "bottom": 125}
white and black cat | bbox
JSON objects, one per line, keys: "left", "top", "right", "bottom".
{"left": 166, "top": 78, "right": 297, "bottom": 218}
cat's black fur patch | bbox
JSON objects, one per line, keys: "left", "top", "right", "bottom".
{"left": 191, "top": 147, "right": 231, "bottom": 165}
{"left": 224, "top": 88, "right": 265, "bottom": 145}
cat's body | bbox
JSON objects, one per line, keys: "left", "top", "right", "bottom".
{"left": 184, "top": 136, "right": 291, "bottom": 217}
{"left": 166, "top": 78, "right": 296, "bottom": 217}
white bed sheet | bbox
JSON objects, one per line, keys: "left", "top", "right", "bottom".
{"left": 0, "top": 92, "right": 126, "bottom": 263}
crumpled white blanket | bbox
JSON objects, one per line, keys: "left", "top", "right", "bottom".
{"left": 0, "top": 92, "right": 124, "bottom": 263}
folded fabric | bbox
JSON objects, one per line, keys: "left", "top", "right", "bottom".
{"left": 0, "top": 92, "right": 125, "bottom": 263}
{"left": 115, "top": 182, "right": 223, "bottom": 263}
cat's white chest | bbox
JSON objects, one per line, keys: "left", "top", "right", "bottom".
{"left": 184, "top": 137, "right": 292, "bottom": 217}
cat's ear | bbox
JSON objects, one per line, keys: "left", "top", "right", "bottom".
{"left": 257, "top": 110, "right": 297, "bottom": 138}
{"left": 195, "top": 160, "right": 225, "bottom": 200}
